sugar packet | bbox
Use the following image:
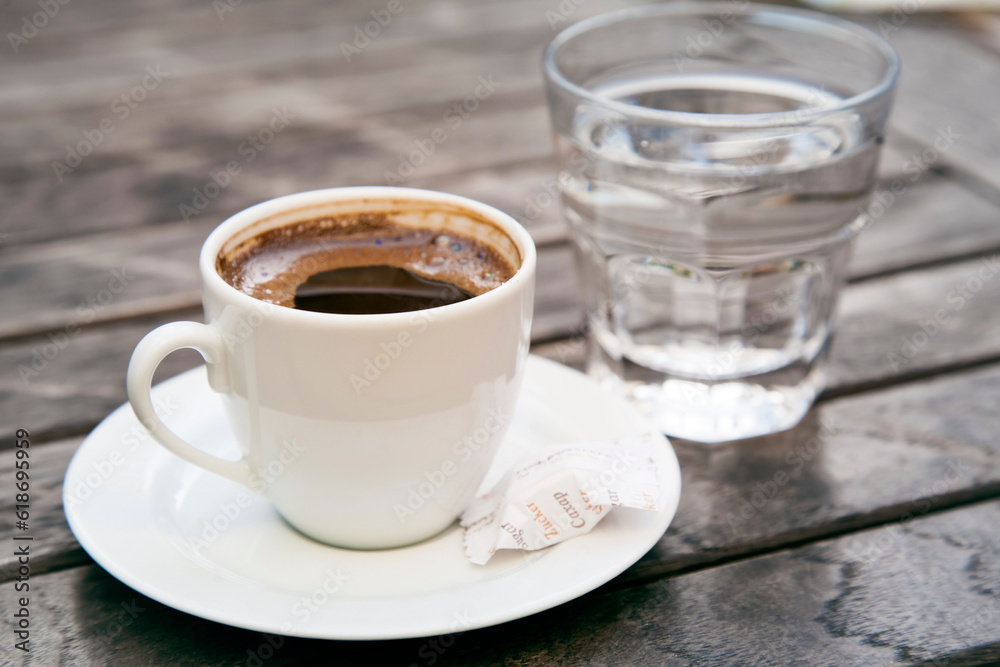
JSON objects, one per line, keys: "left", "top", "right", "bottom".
{"left": 460, "top": 433, "right": 662, "bottom": 565}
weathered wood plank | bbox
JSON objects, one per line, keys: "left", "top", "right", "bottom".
{"left": 867, "top": 21, "right": 1000, "bottom": 194}
{"left": 0, "top": 241, "right": 576, "bottom": 444}
{"left": 0, "top": 4, "right": 959, "bottom": 249}
{"left": 0, "top": 224, "right": 208, "bottom": 340}
{"left": 2, "top": 48, "right": 925, "bottom": 179}
{"left": 3, "top": 498, "right": 998, "bottom": 665}
{"left": 0, "top": 309, "right": 207, "bottom": 445}
{"left": 0, "top": 119, "right": 931, "bottom": 254}
{"left": 5, "top": 163, "right": 998, "bottom": 339}
{"left": 0, "top": 438, "right": 85, "bottom": 582}
{"left": 0, "top": 46, "right": 546, "bottom": 168}
{"left": 0, "top": 0, "right": 635, "bottom": 247}
{"left": 7, "top": 355, "right": 1000, "bottom": 597}
{"left": 829, "top": 253, "right": 1000, "bottom": 392}
{"left": 0, "top": 235, "right": 576, "bottom": 340}
{"left": 449, "top": 500, "right": 1000, "bottom": 666}
{"left": 0, "top": 8, "right": 964, "bottom": 260}
{"left": 0, "top": 0, "right": 619, "bottom": 105}
{"left": 0, "top": 226, "right": 576, "bottom": 342}
{"left": 0, "top": 96, "right": 553, "bottom": 246}
{"left": 4, "top": 248, "right": 1000, "bottom": 445}
{"left": 0, "top": 0, "right": 541, "bottom": 80}
{"left": 631, "top": 361, "right": 1000, "bottom": 581}
{"left": 850, "top": 176, "right": 1000, "bottom": 279}
{"left": 4, "top": 2, "right": 998, "bottom": 665}
{"left": 0, "top": 0, "right": 213, "bottom": 41}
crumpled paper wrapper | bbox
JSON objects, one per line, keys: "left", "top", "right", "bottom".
{"left": 460, "top": 434, "right": 662, "bottom": 565}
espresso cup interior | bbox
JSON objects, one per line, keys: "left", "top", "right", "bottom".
{"left": 216, "top": 197, "right": 522, "bottom": 274}
{"left": 211, "top": 194, "right": 527, "bottom": 315}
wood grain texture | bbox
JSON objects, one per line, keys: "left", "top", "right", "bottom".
{"left": 868, "top": 20, "right": 1000, "bottom": 194}
{"left": 0, "top": 241, "right": 576, "bottom": 444}
{"left": 2, "top": 499, "right": 997, "bottom": 666}
{"left": 0, "top": 112, "right": 925, "bottom": 250}
{"left": 632, "top": 362, "right": 1000, "bottom": 580}
{"left": 5, "top": 358, "right": 1000, "bottom": 596}
{"left": 0, "top": 224, "right": 208, "bottom": 340}
{"left": 829, "top": 253, "right": 1000, "bottom": 393}
{"left": 850, "top": 176, "right": 1000, "bottom": 280}
{"left": 4, "top": 247, "right": 1000, "bottom": 447}
{"left": 0, "top": 438, "right": 85, "bottom": 582}
{"left": 1, "top": 309, "right": 207, "bottom": 445}
{"left": 0, "top": 95, "right": 554, "bottom": 246}
{"left": 447, "top": 500, "right": 1000, "bottom": 666}
{"left": 4, "top": 0, "right": 1000, "bottom": 664}
{"left": 0, "top": 0, "right": 969, "bottom": 251}
{"left": 4, "top": 167, "right": 998, "bottom": 342}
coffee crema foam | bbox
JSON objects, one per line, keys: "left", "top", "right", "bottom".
{"left": 217, "top": 212, "right": 516, "bottom": 310}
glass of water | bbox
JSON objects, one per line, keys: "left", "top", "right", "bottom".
{"left": 542, "top": 3, "right": 899, "bottom": 442}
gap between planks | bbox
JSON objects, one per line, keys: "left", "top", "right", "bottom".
{"left": 7, "top": 468, "right": 1000, "bottom": 607}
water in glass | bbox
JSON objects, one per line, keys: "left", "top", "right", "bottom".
{"left": 559, "top": 73, "right": 879, "bottom": 441}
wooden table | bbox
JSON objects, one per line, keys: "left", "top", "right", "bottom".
{"left": 3, "top": 0, "right": 1000, "bottom": 664}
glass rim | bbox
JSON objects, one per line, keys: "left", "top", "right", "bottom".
{"left": 542, "top": 2, "right": 900, "bottom": 129}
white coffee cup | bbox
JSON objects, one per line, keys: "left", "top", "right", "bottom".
{"left": 126, "top": 187, "right": 536, "bottom": 549}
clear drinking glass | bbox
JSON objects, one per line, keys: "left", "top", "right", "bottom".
{"left": 542, "top": 3, "right": 899, "bottom": 442}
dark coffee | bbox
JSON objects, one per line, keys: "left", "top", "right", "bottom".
{"left": 217, "top": 212, "right": 516, "bottom": 314}
{"left": 294, "top": 265, "right": 473, "bottom": 314}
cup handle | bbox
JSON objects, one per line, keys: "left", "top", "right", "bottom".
{"left": 127, "top": 321, "right": 252, "bottom": 488}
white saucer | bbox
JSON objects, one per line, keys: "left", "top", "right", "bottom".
{"left": 64, "top": 355, "right": 681, "bottom": 640}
